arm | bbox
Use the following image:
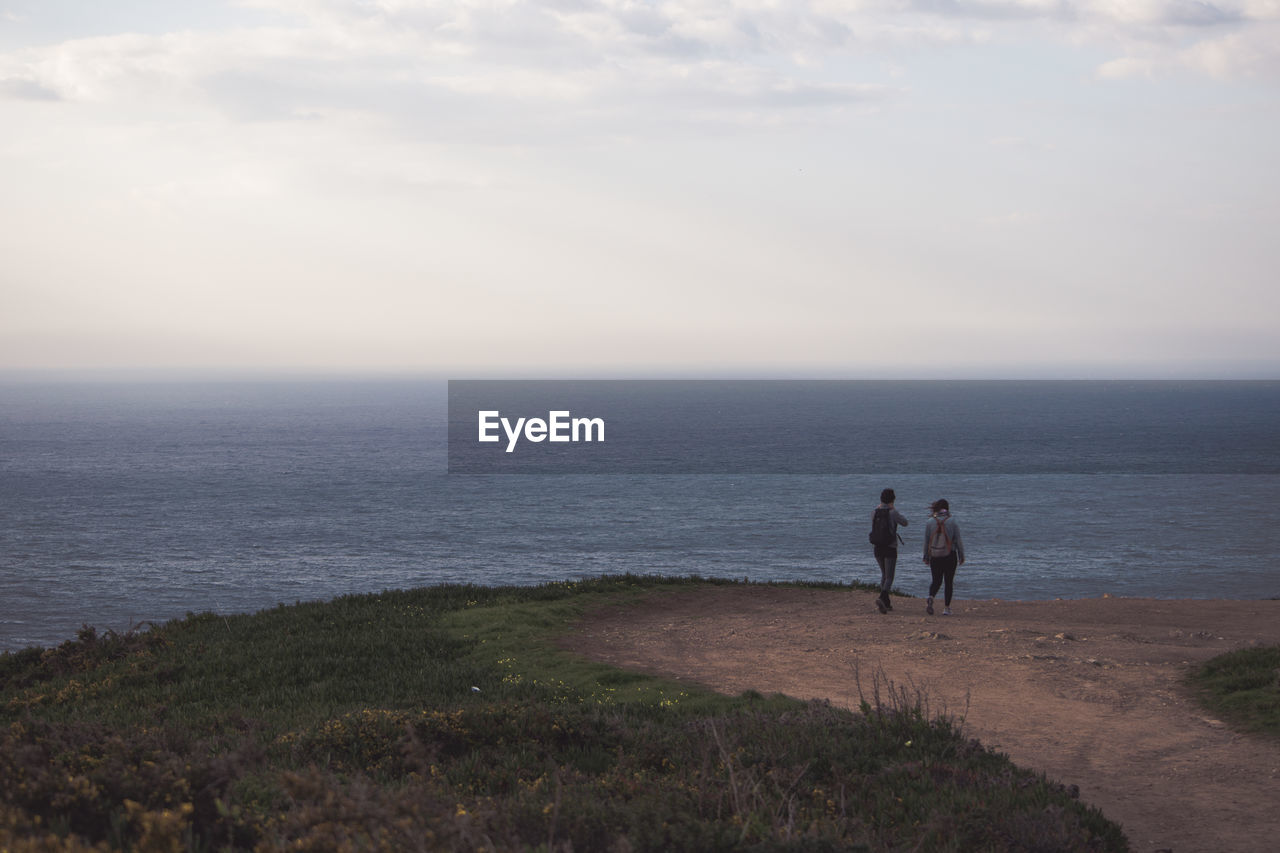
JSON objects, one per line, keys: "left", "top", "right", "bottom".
{"left": 950, "top": 520, "right": 965, "bottom": 564}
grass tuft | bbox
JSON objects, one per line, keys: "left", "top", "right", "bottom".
{"left": 1188, "top": 645, "right": 1280, "bottom": 738}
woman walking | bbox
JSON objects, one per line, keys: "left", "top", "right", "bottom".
{"left": 923, "top": 499, "right": 965, "bottom": 616}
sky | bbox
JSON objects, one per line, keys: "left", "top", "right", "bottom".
{"left": 1, "top": 0, "right": 1278, "bottom": 378}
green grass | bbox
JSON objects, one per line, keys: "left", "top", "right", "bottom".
{"left": 1188, "top": 645, "right": 1280, "bottom": 738}
{"left": 1, "top": 575, "right": 1127, "bottom": 851}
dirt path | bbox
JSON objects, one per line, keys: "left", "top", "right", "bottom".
{"left": 559, "top": 587, "right": 1280, "bottom": 853}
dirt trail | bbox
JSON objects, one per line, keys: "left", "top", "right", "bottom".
{"left": 559, "top": 587, "right": 1280, "bottom": 853}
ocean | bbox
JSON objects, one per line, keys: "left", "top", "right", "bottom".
{"left": 2, "top": 379, "right": 1278, "bottom": 652}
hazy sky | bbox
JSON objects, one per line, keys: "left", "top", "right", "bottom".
{"left": 2, "top": 0, "right": 1277, "bottom": 377}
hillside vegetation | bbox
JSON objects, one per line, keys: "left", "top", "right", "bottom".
{"left": 1, "top": 576, "right": 1127, "bottom": 851}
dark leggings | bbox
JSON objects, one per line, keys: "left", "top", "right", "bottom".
{"left": 928, "top": 553, "right": 958, "bottom": 606}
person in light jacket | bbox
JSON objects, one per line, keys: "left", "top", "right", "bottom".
{"left": 923, "top": 498, "right": 965, "bottom": 616}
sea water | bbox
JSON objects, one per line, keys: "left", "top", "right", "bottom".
{"left": 2, "top": 379, "right": 1278, "bottom": 651}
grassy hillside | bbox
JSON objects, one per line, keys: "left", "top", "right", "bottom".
{"left": 1, "top": 576, "right": 1127, "bottom": 851}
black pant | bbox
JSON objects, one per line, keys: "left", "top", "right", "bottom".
{"left": 873, "top": 546, "right": 897, "bottom": 598}
{"left": 928, "top": 553, "right": 958, "bottom": 606}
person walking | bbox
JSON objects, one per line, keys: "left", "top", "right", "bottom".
{"left": 869, "top": 488, "right": 909, "bottom": 613}
{"left": 923, "top": 498, "right": 964, "bottom": 616}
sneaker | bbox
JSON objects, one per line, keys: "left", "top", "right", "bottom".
{"left": 942, "top": 608, "right": 952, "bottom": 616}
{"left": 926, "top": 597, "right": 934, "bottom": 615}
{"left": 885, "top": 597, "right": 894, "bottom": 611}
{"left": 876, "top": 597, "right": 887, "bottom": 614}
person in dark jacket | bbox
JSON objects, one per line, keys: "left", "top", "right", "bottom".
{"left": 870, "top": 488, "right": 909, "bottom": 613}
{"left": 923, "top": 498, "right": 965, "bottom": 616}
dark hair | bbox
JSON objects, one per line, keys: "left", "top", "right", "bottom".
{"left": 931, "top": 498, "right": 950, "bottom": 513}
{"left": 880, "top": 488, "right": 896, "bottom": 504}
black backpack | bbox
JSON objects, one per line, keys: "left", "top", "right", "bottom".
{"left": 869, "top": 507, "right": 896, "bottom": 547}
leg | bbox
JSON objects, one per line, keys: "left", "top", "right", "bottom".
{"left": 880, "top": 550, "right": 897, "bottom": 597}
{"left": 881, "top": 550, "right": 897, "bottom": 610}
{"left": 873, "top": 550, "right": 887, "bottom": 612}
{"left": 942, "top": 553, "right": 958, "bottom": 607}
{"left": 927, "top": 559, "right": 943, "bottom": 614}
{"left": 873, "top": 547, "right": 895, "bottom": 612}
{"left": 928, "top": 559, "right": 943, "bottom": 598}
{"left": 885, "top": 548, "right": 896, "bottom": 607}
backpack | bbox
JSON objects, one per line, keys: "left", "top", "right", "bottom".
{"left": 869, "top": 507, "right": 896, "bottom": 547}
{"left": 928, "top": 518, "right": 953, "bottom": 558}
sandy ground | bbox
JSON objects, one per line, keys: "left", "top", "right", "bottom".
{"left": 559, "top": 587, "right": 1280, "bottom": 853}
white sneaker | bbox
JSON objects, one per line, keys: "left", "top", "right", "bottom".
{"left": 942, "top": 608, "right": 952, "bottom": 616}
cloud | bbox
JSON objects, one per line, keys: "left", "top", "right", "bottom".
{"left": 0, "top": 77, "right": 61, "bottom": 101}
{"left": 1095, "top": 53, "right": 1161, "bottom": 76}
{"left": 2, "top": 0, "right": 1274, "bottom": 142}
{"left": 1178, "top": 27, "right": 1280, "bottom": 76}
{"left": 1083, "top": 0, "right": 1242, "bottom": 26}
{"left": 0, "top": 3, "right": 911, "bottom": 148}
